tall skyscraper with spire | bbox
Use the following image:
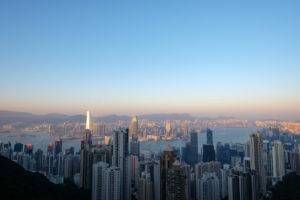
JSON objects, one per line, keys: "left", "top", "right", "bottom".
{"left": 80, "top": 110, "right": 93, "bottom": 189}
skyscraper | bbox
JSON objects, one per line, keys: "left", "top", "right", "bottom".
{"left": 272, "top": 140, "right": 285, "bottom": 182}
{"left": 80, "top": 110, "right": 94, "bottom": 189}
{"left": 47, "top": 143, "right": 54, "bottom": 155}
{"left": 228, "top": 174, "right": 240, "bottom": 200}
{"left": 24, "top": 144, "right": 33, "bottom": 155}
{"left": 160, "top": 145, "right": 177, "bottom": 200}
{"left": 207, "top": 128, "right": 213, "bottom": 145}
{"left": 54, "top": 138, "right": 62, "bottom": 156}
{"left": 166, "top": 160, "right": 187, "bottom": 200}
{"left": 165, "top": 121, "right": 171, "bottom": 136}
{"left": 197, "top": 172, "right": 220, "bottom": 200}
{"left": 249, "top": 132, "right": 265, "bottom": 194}
{"left": 202, "top": 144, "right": 216, "bottom": 162}
{"left": 112, "top": 128, "right": 131, "bottom": 200}
{"left": 130, "top": 140, "right": 140, "bottom": 157}
{"left": 92, "top": 161, "right": 121, "bottom": 200}
{"left": 130, "top": 115, "right": 138, "bottom": 139}
{"left": 139, "top": 171, "right": 153, "bottom": 200}
{"left": 182, "top": 130, "right": 199, "bottom": 167}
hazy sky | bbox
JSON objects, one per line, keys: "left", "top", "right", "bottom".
{"left": 0, "top": 1, "right": 299, "bottom": 120}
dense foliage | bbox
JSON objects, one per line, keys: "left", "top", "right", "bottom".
{"left": 271, "top": 172, "right": 300, "bottom": 200}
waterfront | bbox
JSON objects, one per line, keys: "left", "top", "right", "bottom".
{"left": 0, "top": 127, "right": 259, "bottom": 154}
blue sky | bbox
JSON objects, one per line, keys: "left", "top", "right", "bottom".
{"left": 0, "top": 1, "right": 299, "bottom": 119}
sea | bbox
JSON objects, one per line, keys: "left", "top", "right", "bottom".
{"left": 0, "top": 127, "right": 260, "bottom": 154}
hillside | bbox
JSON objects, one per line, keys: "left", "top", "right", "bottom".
{"left": 0, "top": 155, "right": 90, "bottom": 200}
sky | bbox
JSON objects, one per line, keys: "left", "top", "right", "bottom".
{"left": 0, "top": 1, "right": 300, "bottom": 120}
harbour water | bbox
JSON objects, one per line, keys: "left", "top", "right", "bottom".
{"left": 0, "top": 127, "right": 259, "bottom": 153}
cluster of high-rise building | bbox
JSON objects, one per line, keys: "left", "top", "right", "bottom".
{"left": 0, "top": 136, "right": 80, "bottom": 184}
{"left": 1, "top": 111, "right": 300, "bottom": 200}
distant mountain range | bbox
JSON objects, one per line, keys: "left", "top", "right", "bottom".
{"left": 0, "top": 110, "right": 199, "bottom": 124}
{"left": 0, "top": 110, "right": 250, "bottom": 125}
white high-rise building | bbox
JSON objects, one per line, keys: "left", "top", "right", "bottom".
{"left": 92, "top": 162, "right": 121, "bottom": 200}
{"left": 272, "top": 140, "right": 285, "bottom": 182}
{"left": 221, "top": 164, "right": 231, "bottom": 199}
{"left": 197, "top": 172, "right": 220, "bottom": 200}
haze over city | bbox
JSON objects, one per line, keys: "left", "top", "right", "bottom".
{"left": 0, "top": 1, "right": 300, "bottom": 120}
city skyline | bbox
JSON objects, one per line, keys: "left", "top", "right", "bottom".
{"left": 1, "top": 1, "right": 300, "bottom": 120}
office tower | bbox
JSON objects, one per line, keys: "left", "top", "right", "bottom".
{"left": 181, "top": 164, "right": 192, "bottom": 200}
{"left": 239, "top": 171, "right": 258, "bottom": 200}
{"left": 216, "top": 143, "right": 231, "bottom": 165}
{"left": 130, "top": 115, "right": 138, "bottom": 139}
{"left": 92, "top": 123, "right": 102, "bottom": 137}
{"left": 55, "top": 152, "right": 64, "bottom": 176}
{"left": 54, "top": 138, "right": 62, "bottom": 156}
{"left": 64, "top": 155, "right": 73, "bottom": 179}
{"left": 244, "top": 142, "right": 250, "bottom": 158}
{"left": 263, "top": 140, "right": 272, "bottom": 187}
{"left": 197, "top": 172, "right": 220, "bottom": 200}
{"left": 22, "top": 154, "right": 30, "bottom": 170}
{"left": 221, "top": 164, "right": 231, "bottom": 199}
{"left": 105, "top": 166, "right": 121, "bottom": 200}
{"left": 290, "top": 149, "right": 299, "bottom": 172}
{"left": 166, "top": 160, "right": 187, "bottom": 200}
{"left": 47, "top": 143, "right": 54, "bottom": 155}
{"left": 131, "top": 155, "right": 139, "bottom": 182}
{"left": 153, "top": 161, "right": 161, "bottom": 200}
{"left": 160, "top": 145, "right": 177, "bottom": 200}
{"left": 80, "top": 110, "right": 94, "bottom": 189}
{"left": 207, "top": 128, "right": 213, "bottom": 145}
{"left": 24, "top": 144, "right": 33, "bottom": 155}
{"left": 137, "top": 159, "right": 161, "bottom": 200}
{"left": 72, "top": 155, "right": 81, "bottom": 175}
{"left": 203, "top": 144, "right": 215, "bottom": 162}
{"left": 139, "top": 171, "right": 153, "bottom": 200}
{"left": 130, "top": 139, "right": 140, "bottom": 157}
{"left": 14, "top": 143, "right": 23, "bottom": 152}
{"left": 228, "top": 174, "right": 240, "bottom": 200}
{"left": 92, "top": 162, "right": 109, "bottom": 200}
{"left": 92, "top": 162, "right": 121, "bottom": 200}
{"left": 182, "top": 130, "right": 199, "bottom": 167}
{"left": 272, "top": 140, "right": 285, "bottom": 182}
{"left": 34, "top": 149, "right": 43, "bottom": 171}
{"left": 195, "top": 161, "right": 221, "bottom": 184}
{"left": 112, "top": 128, "right": 131, "bottom": 200}
{"left": 165, "top": 121, "right": 171, "bottom": 136}
{"left": 47, "top": 154, "right": 54, "bottom": 175}
{"left": 249, "top": 132, "right": 265, "bottom": 194}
